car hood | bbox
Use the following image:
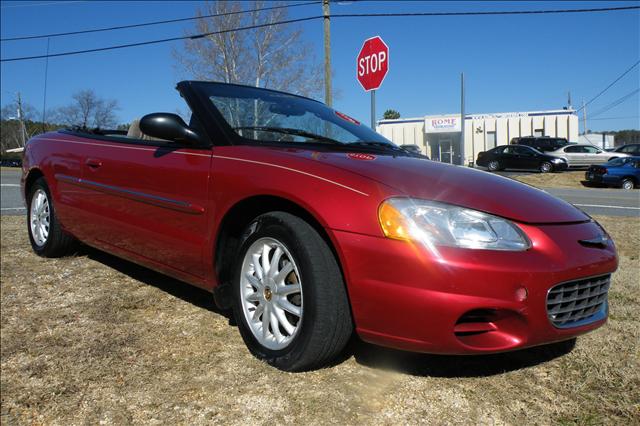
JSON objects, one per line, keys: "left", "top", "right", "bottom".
{"left": 289, "top": 150, "right": 589, "bottom": 224}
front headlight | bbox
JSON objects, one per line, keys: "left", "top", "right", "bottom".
{"left": 552, "top": 158, "right": 566, "bottom": 164}
{"left": 378, "top": 198, "right": 531, "bottom": 251}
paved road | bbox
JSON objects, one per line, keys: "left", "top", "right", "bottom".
{"left": 2, "top": 168, "right": 639, "bottom": 217}
{"left": 1, "top": 169, "right": 25, "bottom": 216}
{"left": 544, "top": 187, "right": 640, "bottom": 218}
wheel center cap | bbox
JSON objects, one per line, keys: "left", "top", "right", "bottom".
{"left": 264, "top": 287, "right": 273, "bottom": 301}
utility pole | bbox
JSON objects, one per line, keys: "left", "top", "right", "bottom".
{"left": 16, "top": 92, "right": 27, "bottom": 147}
{"left": 42, "top": 37, "right": 50, "bottom": 133}
{"left": 460, "top": 72, "right": 466, "bottom": 166}
{"left": 370, "top": 90, "right": 376, "bottom": 129}
{"left": 322, "top": 0, "right": 332, "bottom": 107}
{"left": 567, "top": 91, "right": 572, "bottom": 109}
{"left": 582, "top": 99, "right": 587, "bottom": 134}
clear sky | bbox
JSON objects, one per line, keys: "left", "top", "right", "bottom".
{"left": 1, "top": 0, "right": 639, "bottom": 132}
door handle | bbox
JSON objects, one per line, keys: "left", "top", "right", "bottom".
{"left": 85, "top": 158, "right": 102, "bottom": 168}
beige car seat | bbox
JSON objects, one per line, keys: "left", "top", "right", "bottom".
{"left": 126, "top": 119, "right": 166, "bottom": 141}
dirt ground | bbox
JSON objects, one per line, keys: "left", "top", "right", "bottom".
{"left": 1, "top": 214, "right": 639, "bottom": 425}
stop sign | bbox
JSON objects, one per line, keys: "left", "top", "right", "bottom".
{"left": 356, "top": 36, "right": 389, "bottom": 91}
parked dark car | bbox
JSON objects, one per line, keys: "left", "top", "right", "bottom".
{"left": 476, "top": 145, "right": 568, "bottom": 173}
{"left": 511, "top": 136, "right": 571, "bottom": 152}
{"left": 605, "top": 143, "right": 640, "bottom": 156}
{"left": 585, "top": 156, "right": 640, "bottom": 190}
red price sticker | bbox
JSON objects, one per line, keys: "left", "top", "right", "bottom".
{"left": 348, "top": 153, "right": 376, "bottom": 161}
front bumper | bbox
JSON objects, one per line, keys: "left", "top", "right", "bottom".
{"left": 553, "top": 161, "right": 569, "bottom": 171}
{"left": 334, "top": 220, "right": 617, "bottom": 354}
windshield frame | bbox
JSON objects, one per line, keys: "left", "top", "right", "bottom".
{"left": 182, "top": 80, "right": 399, "bottom": 152}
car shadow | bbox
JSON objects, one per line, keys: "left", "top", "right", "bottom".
{"left": 77, "top": 245, "right": 234, "bottom": 322}
{"left": 344, "top": 337, "right": 576, "bottom": 378}
{"left": 73, "top": 245, "right": 575, "bottom": 377}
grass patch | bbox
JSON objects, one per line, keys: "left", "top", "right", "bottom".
{"left": 1, "top": 215, "right": 638, "bottom": 424}
{"left": 513, "top": 170, "right": 592, "bottom": 189}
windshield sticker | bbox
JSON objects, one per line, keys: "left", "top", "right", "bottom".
{"left": 348, "top": 153, "right": 376, "bottom": 161}
{"left": 335, "top": 111, "right": 360, "bottom": 125}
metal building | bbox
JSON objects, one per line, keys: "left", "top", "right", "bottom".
{"left": 377, "top": 109, "right": 579, "bottom": 166}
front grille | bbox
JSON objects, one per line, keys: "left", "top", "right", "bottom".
{"left": 546, "top": 274, "right": 610, "bottom": 328}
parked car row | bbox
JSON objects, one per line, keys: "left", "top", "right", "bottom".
{"left": 476, "top": 141, "right": 638, "bottom": 189}
{"left": 478, "top": 139, "right": 635, "bottom": 173}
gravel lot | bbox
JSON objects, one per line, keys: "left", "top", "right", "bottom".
{"left": 1, "top": 215, "right": 639, "bottom": 425}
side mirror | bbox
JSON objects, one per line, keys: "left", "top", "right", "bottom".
{"left": 139, "top": 113, "right": 203, "bottom": 145}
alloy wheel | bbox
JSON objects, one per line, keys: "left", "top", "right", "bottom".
{"left": 240, "top": 237, "right": 303, "bottom": 350}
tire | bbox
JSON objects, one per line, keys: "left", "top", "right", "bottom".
{"left": 608, "top": 157, "right": 618, "bottom": 162}
{"left": 487, "top": 160, "right": 501, "bottom": 172}
{"left": 621, "top": 178, "right": 635, "bottom": 190}
{"left": 27, "top": 177, "right": 77, "bottom": 257}
{"left": 232, "top": 211, "right": 353, "bottom": 371}
{"left": 539, "top": 162, "right": 553, "bottom": 173}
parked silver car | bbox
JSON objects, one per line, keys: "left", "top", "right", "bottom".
{"left": 548, "top": 144, "right": 630, "bottom": 168}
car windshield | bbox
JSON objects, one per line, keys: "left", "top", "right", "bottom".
{"left": 196, "top": 83, "right": 394, "bottom": 147}
{"left": 605, "top": 157, "right": 631, "bottom": 167}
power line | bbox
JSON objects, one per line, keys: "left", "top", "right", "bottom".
{"left": 2, "top": 5, "right": 639, "bottom": 63}
{"left": 590, "top": 88, "right": 640, "bottom": 119}
{"left": 0, "top": 16, "right": 322, "bottom": 63}
{"left": 332, "top": 5, "right": 640, "bottom": 18}
{"left": 589, "top": 115, "right": 639, "bottom": 121}
{"left": 575, "top": 61, "right": 640, "bottom": 113}
{"left": 0, "top": 0, "right": 86, "bottom": 9}
{"left": 0, "top": 1, "right": 320, "bottom": 42}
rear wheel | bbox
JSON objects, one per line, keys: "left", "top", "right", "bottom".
{"left": 487, "top": 160, "right": 501, "bottom": 172}
{"left": 539, "top": 161, "right": 553, "bottom": 173}
{"left": 621, "top": 178, "right": 635, "bottom": 190}
{"left": 232, "top": 212, "right": 353, "bottom": 371}
{"left": 27, "top": 177, "right": 77, "bottom": 257}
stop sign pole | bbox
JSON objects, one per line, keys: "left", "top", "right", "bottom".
{"left": 356, "top": 36, "right": 389, "bottom": 129}
{"left": 371, "top": 86, "right": 376, "bottom": 130}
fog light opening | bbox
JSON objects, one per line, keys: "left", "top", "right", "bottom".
{"left": 454, "top": 309, "right": 498, "bottom": 336}
{"left": 454, "top": 309, "right": 527, "bottom": 350}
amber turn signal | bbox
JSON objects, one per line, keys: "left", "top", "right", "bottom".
{"left": 378, "top": 201, "right": 412, "bottom": 241}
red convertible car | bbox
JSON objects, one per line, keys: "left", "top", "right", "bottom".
{"left": 22, "top": 81, "right": 617, "bottom": 371}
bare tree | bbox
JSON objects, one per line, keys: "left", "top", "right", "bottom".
{"left": 174, "top": 1, "right": 322, "bottom": 98}
{"left": 54, "top": 89, "right": 119, "bottom": 129}
{"left": 1, "top": 97, "right": 37, "bottom": 151}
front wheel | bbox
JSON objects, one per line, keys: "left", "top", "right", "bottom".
{"left": 487, "top": 160, "right": 501, "bottom": 172}
{"left": 539, "top": 161, "right": 553, "bottom": 173}
{"left": 621, "top": 178, "right": 635, "bottom": 190}
{"left": 232, "top": 212, "right": 353, "bottom": 371}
